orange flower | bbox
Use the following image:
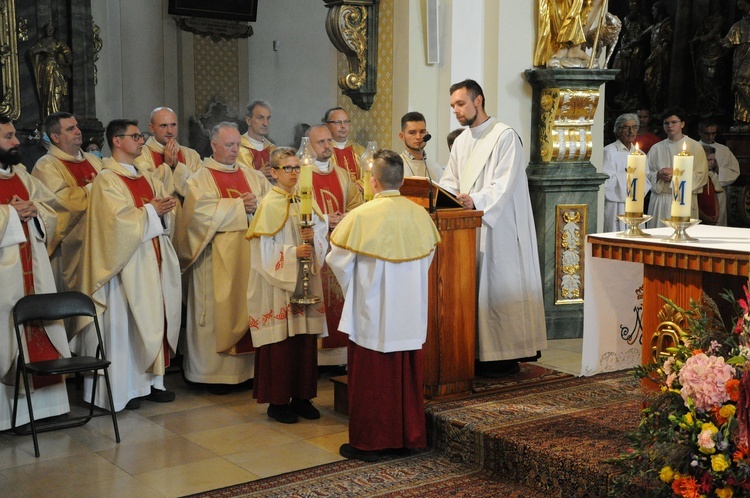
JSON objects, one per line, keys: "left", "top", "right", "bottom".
{"left": 727, "top": 379, "right": 740, "bottom": 402}
{"left": 713, "top": 405, "right": 728, "bottom": 426}
{"left": 672, "top": 476, "right": 701, "bottom": 498}
{"left": 733, "top": 444, "right": 748, "bottom": 463}
{"left": 692, "top": 349, "right": 704, "bottom": 356}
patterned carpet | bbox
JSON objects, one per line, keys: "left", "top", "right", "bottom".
{"left": 185, "top": 371, "right": 642, "bottom": 498}
{"left": 472, "top": 362, "right": 574, "bottom": 394}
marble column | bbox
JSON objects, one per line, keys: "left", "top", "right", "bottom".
{"left": 524, "top": 68, "right": 617, "bottom": 340}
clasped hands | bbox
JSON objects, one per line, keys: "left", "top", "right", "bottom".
{"left": 149, "top": 196, "right": 177, "bottom": 216}
{"left": 10, "top": 195, "right": 38, "bottom": 223}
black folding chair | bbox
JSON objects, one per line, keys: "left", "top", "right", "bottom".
{"left": 12, "top": 291, "right": 120, "bottom": 457}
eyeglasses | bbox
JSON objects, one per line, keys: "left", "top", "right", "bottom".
{"left": 273, "top": 165, "right": 301, "bottom": 173}
{"left": 115, "top": 133, "right": 144, "bottom": 141}
{"left": 620, "top": 125, "right": 638, "bottom": 131}
{"left": 326, "top": 120, "right": 351, "bottom": 126}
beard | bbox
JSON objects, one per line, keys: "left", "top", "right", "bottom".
{"left": 0, "top": 146, "right": 21, "bottom": 169}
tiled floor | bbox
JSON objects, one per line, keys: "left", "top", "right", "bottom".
{"left": 0, "top": 339, "right": 582, "bottom": 497}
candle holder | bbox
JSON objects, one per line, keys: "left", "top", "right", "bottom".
{"left": 616, "top": 214, "right": 652, "bottom": 238}
{"left": 661, "top": 218, "right": 701, "bottom": 243}
{"left": 291, "top": 214, "right": 322, "bottom": 305}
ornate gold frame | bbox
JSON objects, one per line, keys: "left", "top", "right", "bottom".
{"left": 0, "top": 0, "right": 20, "bottom": 119}
{"left": 554, "top": 204, "right": 587, "bottom": 304}
{"left": 323, "top": 0, "right": 379, "bottom": 110}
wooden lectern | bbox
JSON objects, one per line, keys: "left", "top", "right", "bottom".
{"left": 401, "top": 178, "right": 482, "bottom": 399}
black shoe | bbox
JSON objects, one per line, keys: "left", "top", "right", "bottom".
{"left": 339, "top": 443, "right": 380, "bottom": 462}
{"left": 476, "top": 360, "right": 521, "bottom": 378}
{"left": 124, "top": 398, "right": 141, "bottom": 410}
{"left": 143, "top": 387, "right": 176, "bottom": 403}
{"left": 290, "top": 398, "right": 320, "bottom": 419}
{"left": 267, "top": 403, "right": 298, "bottom": 424}
{"left": 207, "top": 384, "right": 233, "bottom": 395}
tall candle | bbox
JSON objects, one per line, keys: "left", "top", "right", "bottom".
{"left": 363, "top": 163, "right": 373, "bottom": 202}
{"left": 670, "top": 145, "right": 693, "bottom": 221}
{"left": 299, "top": 164, "right": 313, "bottom": 215}
{"left": 625, "top": 144, "right": 646, "bottom": 217}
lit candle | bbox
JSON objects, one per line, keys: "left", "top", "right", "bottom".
{"left": 299, "top": 164, "right": 312, "bottom": 215}
{"left": 363, "top": 162, "right": 373, "bottom": 201}
{"left": 625, "top": 143, "right": 646, "bottom": 217}
{"left": 670, "top": 144, "right": 693, "bottom": 221}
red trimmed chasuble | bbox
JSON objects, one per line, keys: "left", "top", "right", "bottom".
{"left": 207, "top": 168, "right": 256, "bottom": 354}
{"left": 117, "top": 174, "right": 171, "bottom": 366}
{"left": 59, "top": 158, "right": 98, "bottom": 187}
{"left": 248, "top": 148, "right": 271, "bottom": 172}
{"left": 0, "top": 174, "right": 62, "bottom": 388}
{"left": 333, "top": 147, "right": 360, "bottom": 182}
{"left": 312, "top": 171, "right": 345, "bottom": 215}
{"left": 312, "top": 171, "right": 348, "bottom": 348}
{"left": 150, "top": 148, "right": 185, "bottom": 168}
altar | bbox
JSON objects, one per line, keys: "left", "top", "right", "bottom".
{"left": 582, "top": 225, "right": 750, "bottom": 376}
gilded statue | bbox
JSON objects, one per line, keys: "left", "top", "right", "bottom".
{"left": 28, "top": 22, "right": 72, "bottom": 118}
{"left": 721, "top": 0, "right": 750, "bottom": 131}
{"left": 534, "top": 0, "right": 606, "bottom": 68}
{"left": 612, "top": 0, "right": 651, "bottom": 109}
{"left": 643, "top": 1, "right": 672, "bottom": 114}
{"left": 691, "top": 0, "right": 728, "bottom": 115}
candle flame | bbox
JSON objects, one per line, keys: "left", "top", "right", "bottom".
{"left": 631, "top": 143, "right": 644, "bottom": 155}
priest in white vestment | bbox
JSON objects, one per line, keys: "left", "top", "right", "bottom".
{"left": 439, "top": 79, "right": 547, "bottom": 377}
{"left": 0, "top": 118, "right": 70, "bottom": 430}
{"left": 175, "top": 122, "right": 270, "bottom": 393}
{"left": 79, "top": 119, "right": 181, "bottom": 411}
{"left": 602, "top": 113, "right": 650, "bottom": 232}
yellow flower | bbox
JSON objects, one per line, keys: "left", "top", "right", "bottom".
{"left": 716, "top": 487, "right": 734, "bottom": 498}
{"left": 711, "top": 453, "right": 730, "bottom": 472}
{"left": 702, "top": 421, "right": 719, "bottom": 434}
{"left": 720, "top": 404, "right": 736, "bottom": 419}
{"left": 685, "top": 413, "right": 694, "bottom": 426}
{"left": 659, "top": 465, "right": 675, "bottom": 483}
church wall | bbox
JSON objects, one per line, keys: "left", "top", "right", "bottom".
{"left": 245, "top": 0, "right": 336, "bottom": 148}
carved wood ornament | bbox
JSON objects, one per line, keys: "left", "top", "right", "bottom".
{"left": 323, "top": 0, "right": 379, "bottom": 111}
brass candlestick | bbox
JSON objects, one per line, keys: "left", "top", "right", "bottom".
{"left": 290, "top": 213, "right": 321, "bottom": 305}
{"left": 616, "top": 214, "right": 652, "bottom": 238}
{"left": 661, "top": 218, "right": 701, "bottom": 243}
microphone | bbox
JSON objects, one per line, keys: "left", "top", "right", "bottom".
{"left": 420, "top": 134, "right": 434, "bottom": 213}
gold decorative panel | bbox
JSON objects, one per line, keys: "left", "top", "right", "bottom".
{"left": 338, "top": 0, "right": 392, "bottom": 151}
{"left": 555, "top": 204, "right": 587, "bottom": 304}
{"left": 0, "top": 0, "right": 20, "bottom": 119}
{"left": 538, "top": 88, "right": 599, "bottom": 163}
{"left": 193, "top": 35, "right": 239, "bottom": 113}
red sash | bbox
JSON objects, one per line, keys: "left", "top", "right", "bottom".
{"left": 150, "top": 148, "right": 185, "bottom": 168}
{"left": 59, "top": 158, "right": 97, "bottom": 187}
{"left": 697, "top": 179, "right": 718, "bottom": 224}
{"left": 118, "top": 174, "right": 171, "bottom": 366}
{"left": 208, "top": 168, "right": 251, "bottom": 198}
{"left": 208, "top": 167, "right": 255, "bottom": 353}
{"left": 249, "top": 147, "right": 271, "bottom": 172}
{"left": 312, "top": 171, "right": 346, "bottom": 215}
{"left": 333, "top": 147, "right": 360, "bottom": 181}
{"left": 0, "top": 174, "right": 62, "bottom": 388}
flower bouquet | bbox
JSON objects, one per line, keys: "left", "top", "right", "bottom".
{"left": 609, "top": 287, "right": 750, "bottom": 498}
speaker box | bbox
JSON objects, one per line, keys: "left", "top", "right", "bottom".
{"left": 426, "top": 0, "right": 440, "bottom": 64}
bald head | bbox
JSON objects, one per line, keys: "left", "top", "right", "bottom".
{"left": 306, "top": 124, "right": 333, "bottom": 162}
{"left": 149, "top": 107, "right": 179, "bottom": 145}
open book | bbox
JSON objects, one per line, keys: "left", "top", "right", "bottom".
{"left": 400, "top": 177, "right": 462, "bottom": 210}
